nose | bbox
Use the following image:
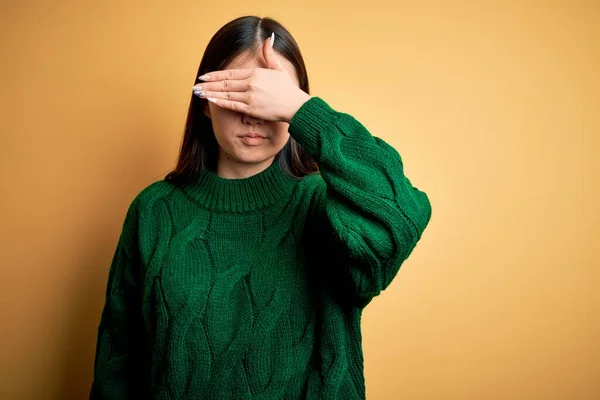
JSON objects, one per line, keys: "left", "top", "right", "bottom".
{"left": 242, "top": 113, "right": 264, "bottom": 126}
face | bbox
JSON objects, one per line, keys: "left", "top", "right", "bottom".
{"left": 203, "top": 50, "right": 300, "bottom": 174}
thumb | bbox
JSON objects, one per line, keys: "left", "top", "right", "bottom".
{"left": 264, "top": 32, "right": 284, "bottom": 71}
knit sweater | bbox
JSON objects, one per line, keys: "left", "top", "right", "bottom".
{"left": 90, "top": 96, "right": 432, "bottom": 400}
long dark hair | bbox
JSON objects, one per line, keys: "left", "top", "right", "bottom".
{"left": 165, "top": 15, "right": 318, "bottom": 185}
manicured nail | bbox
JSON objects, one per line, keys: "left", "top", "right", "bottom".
{"left": 207, "top": 97, "right": 217, "bottom": 103}
{"left": 270, "top": 32, "right": 275, "bottom": 47}
{"left": 193, "top": 91, "right": 205, "bottom": 97}
{"left": 198, "top": 74, "right": 210, "bottom": 81}
{"left": 192, "top": 85, "right": 202, "bottom": 90}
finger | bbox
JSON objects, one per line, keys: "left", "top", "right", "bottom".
{"left": 193, "top": 90, "right": 248, "bottom": 104}
{"left": 204, "top": 97, "right": 250, "bottom": 114}
{"left": 264, "top": 32, "right": 284, "bottom": 71}
{"left": 193, "top": 78, "right": 248, "bottom": 93}
{"left": 198, "top": 68, "right": 252, "bottom": 82}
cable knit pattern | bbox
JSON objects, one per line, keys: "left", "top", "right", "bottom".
{"left": 90, "top": 97, "right": 432, "bottom": 399}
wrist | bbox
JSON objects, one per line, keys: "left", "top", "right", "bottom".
{"left": 285, "top": 91, "right": 312, "bottom": 123}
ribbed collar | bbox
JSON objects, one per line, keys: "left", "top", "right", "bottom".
{"left": 181, "top": 156, "right": 297, "bottom": 213}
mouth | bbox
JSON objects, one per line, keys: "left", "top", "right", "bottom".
{"left": 239, "top": 133, "right": 267, "bottom": 146}
{"left": 239, "top": 132, "right": 267, "bottom": 139}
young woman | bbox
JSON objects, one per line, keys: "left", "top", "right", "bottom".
{"left": 90, "top": 15, "right": 432, "bottom": 400}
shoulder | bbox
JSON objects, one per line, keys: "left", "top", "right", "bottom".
{"left": 297, "top": 171, "right": 325, "bottom": 189}
{"left": 134, "top": 179, "right": 177, "bottom": 204}
{"left": 295, "top": 171, "right": 327, "bottom": 209}
{"left": 125, "top": 179, "right": 178, "bottom": 219}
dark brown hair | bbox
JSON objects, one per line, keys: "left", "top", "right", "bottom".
{"left": 164, "top": 15, "right": 318, "bottom": 185}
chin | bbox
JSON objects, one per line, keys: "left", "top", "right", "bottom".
{"left": 233, "top": 150, "right": 277, "bottom": 165}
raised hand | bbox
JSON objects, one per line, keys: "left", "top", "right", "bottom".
{"left": 192, "top": 32, "right": 311, "bottom": 123}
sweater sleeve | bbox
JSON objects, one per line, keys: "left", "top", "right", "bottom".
{"left": 289, "top": 96, "right": 432, "bottom": 308}
{"left": 90, "top": 197, "right": 147, "bottom": 399}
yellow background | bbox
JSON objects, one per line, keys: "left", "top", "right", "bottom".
{"left": 1, "top": 1, "right": 598, "bottom": 399}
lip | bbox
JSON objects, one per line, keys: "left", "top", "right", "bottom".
{"left": 240, "top": 136, "right": 266, "bottom": 146}
{"left": 240, "top": 132, "right": 266, "bottom": 138}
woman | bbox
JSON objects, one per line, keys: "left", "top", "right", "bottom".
{"left": 90, "top": 15, "right": 432, "bottom": 400}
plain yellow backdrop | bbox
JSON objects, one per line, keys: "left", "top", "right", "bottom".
{"left": 1, "top": 1, "right": 598, "bottom": 399}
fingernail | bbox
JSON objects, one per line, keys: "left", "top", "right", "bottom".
{"left": 270, "top": 32, "right": 275, "bottom": 47}
{"left": 193, "top": 91, "right": 205, "bottom": 97}
{"left": 198, "top": 74, "right": 210, "bottom": 81}
{"left": 207, "top": 97, "right": 217, "bottom": 103}
{"left": 192, "top": 85, "right": 202, "bottom": 90}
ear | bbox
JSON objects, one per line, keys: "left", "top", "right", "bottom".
{"left": 203, "top": 102, "right": 211, "bottom": 119}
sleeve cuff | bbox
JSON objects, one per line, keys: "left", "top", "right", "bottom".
{"left": 288, "top": 96, "right": 339, "bottom": 159}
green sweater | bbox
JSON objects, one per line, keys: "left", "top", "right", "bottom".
{"left": 90, "top": 96, "right": 432, "bottom": 399}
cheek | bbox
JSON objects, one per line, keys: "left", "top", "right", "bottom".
{"left": 273, "top": 124, "right": 291, "bottom": 144}
{"left": 210, "top": 108, "right": 239, "bottom": 136}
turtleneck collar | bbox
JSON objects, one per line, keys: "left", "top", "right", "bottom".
{"left": 181, "top": 156, "right": 298, "bottom": 213}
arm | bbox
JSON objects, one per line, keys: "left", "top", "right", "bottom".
{"left": 290, "top": 97, "right": 432, "bottom": 308}
{"left": 90, "top": 197, "right": 147, "bottom": 399}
